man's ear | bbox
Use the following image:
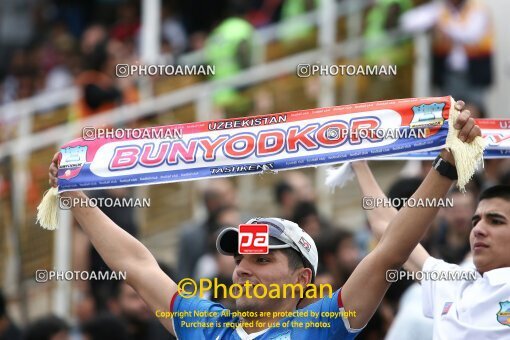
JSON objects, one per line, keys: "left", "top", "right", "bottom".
{"left": 297, "top": 267, "right": 313, "bottom": 286}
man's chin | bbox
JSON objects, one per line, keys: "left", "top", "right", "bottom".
{"left": 236, "top": 298, "right": 264, "bottom": 312}
{"left": 473, "top": 255, "right": 483, "bottom": 269}
{"left": 473, "top": 255, "right": 496, "bottom": 273}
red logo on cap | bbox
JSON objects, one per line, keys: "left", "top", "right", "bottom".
{"left": 239, "top": 224, "right": 269, "bottom": 254}
{"left": 298, "top": 237, "right": 311, "bottom": 252}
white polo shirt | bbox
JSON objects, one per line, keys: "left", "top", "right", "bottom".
{"left": 422, "top": 256, "right": 510, "bottom": 339}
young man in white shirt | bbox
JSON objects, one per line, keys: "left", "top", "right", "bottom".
{"left": 352, "top": 161, "right": 510, "bottom": 339}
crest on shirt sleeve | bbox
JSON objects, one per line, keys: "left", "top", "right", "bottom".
{"left": 497, "top": 301, "right": 510, "bottom": 327}
{"left": 441, "top": 302, "right": 453, "bottom": 316}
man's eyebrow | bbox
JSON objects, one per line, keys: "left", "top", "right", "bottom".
{"left": 486, "top": 212, "right": 507, "bottom": 220}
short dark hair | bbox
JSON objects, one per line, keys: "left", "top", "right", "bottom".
{"left": 279, "top": 248, "right": 305, "bottom": 271}
{"left": 277, "top": 248, "right": 314, "bottom": 283}
{"left": 479, "top": 185, "right": 510, "bottom": 202}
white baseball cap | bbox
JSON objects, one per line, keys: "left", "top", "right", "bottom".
{"left": 216, "top": 217, "right": 318, "bottom": 280}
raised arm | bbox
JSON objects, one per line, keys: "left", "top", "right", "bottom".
{"left": 351, "top": 160, "right": 429, "bottom": 273}
{"left": 341, "top": 101, "right": 481, "bottom": 329}
{"left": 49, "top": 153, "right": 178, "bottom": 336}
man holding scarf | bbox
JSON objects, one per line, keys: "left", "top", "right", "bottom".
{"left": 48, "top": 101, "right": 481, "bottom": 339}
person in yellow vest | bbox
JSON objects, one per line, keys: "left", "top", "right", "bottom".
{"left": 363, "top": 0, "right": 414, "bottom": 101}
{"left": 364, "top": 0, "right": 414, "bottom": 67}
{"left": 279, "top": 0, "right": 318, "bottom": 43}
{"left": 204, "top": 2, "right": 254, "bottom": 110}
{"left": 401, "top": 0, "right": 493, "bottom": 109}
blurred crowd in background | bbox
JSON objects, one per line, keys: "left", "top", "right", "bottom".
{"left": 0, "top": 0, "right": 494, "bottom": 133}
{"left": 0, "top": 0, "right": 505, "bottom": 339}
{"left": 0, "top": 0, "right": 301, "bottom": 121}
{"left": 2, "top": 159, "right": 510, "bottom": 340}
